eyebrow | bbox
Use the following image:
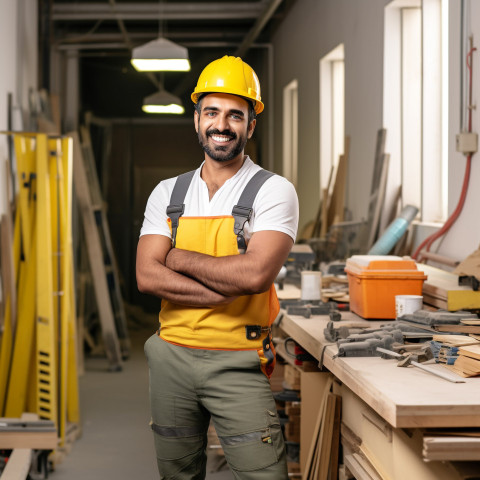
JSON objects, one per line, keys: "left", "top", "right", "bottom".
{"left": 203, "top": 106, "right": 245, "bottom": 118}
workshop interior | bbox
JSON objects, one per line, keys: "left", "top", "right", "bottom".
{"left": 1, "top": 0, "right": 480, "bottom": 479}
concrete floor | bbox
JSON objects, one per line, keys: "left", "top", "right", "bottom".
{"left": 51, "top": 321, "right": 233, "bottom": 480}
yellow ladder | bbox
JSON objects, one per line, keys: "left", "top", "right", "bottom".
{"left": 0, "top": 132, "right": 80, "bottom": 448}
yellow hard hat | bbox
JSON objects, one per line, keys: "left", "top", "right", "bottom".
{"left": 191, "top": 56, "right": 264, "bottom": 114}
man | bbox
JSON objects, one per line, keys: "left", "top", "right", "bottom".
{"left": 137, "top": 55, "right": 299, "bottom": 479}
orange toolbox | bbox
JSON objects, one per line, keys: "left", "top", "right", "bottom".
{"left": 345, "top": 255, "right": 428, "bottom": 319}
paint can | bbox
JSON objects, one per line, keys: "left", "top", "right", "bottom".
{"left": 301, "top": 271, "right": 322, "bottom": 301}
{"left": 395, "top": 295, "right": 423, "bottom": 318}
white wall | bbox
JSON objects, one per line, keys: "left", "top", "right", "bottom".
{"left": 272, "top": 0, "right": 480, "bottom": 262}
{"left": 0, "top": 0, "right": 38, "bottom": 214}
{"left": 272, "top": 0, "right": 389, "bottom": 232}
{"left": 437, "top": 0, "right": 480, "bottom": 260}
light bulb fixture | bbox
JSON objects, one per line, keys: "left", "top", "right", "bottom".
{"left": 131, "top": 37, "right": 191, "bottom": 72}
{"left": 142, "top": 89, "right": 185, "bottom": 114}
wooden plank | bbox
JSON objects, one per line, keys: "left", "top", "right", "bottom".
{"left": 434, "top": 325, "right": 480, "bottom": 334}
{"left": 366, "top": 129, "right": 387, "bottom": 246}
{"left": 300, "top": 372, "right": 332, "bottom": 472}
{"left": 0, "top": 412, "right": 57, "bottom": 450}
{"left": 302, "top": 377, "right": 333, "bottom": 480}
{"left": 458, "top": 344, "right": 480, "bottom": 359}
{"left": 320, "top": 187, "right": 329, "bottom": 237}
{"left": 318, "top": 393, "right": 336, "bottom": 480}
{"left": 328, "top": 395, "right": 342, "bottom": 480}
{"left": 70, "top": 131, "right": 123, "bottom": 371}
{"left": 319, "top": 167, "right": 334, "bottom": 238}
{"left": 0, "top": 449, "right": 32, "bottom": 479}
{"left": 344, "top": 454, "right": 375, "bottom": 480}
{"left": 352, "top": 453, "right": 382, "bottom": 480}
{"left": 432, "top": 334, "right": 480, "bottom": 346}
{"left": 327, "top": 136, "right": 350, "bottom": 229}
{"left": 423, "top": 436, "right": 480, "bottom": 461}
{"left": 369, "top": 129, "right": 387, "bottom": 212}
{"left": 418, "top": 263, "right": 480, "bottom": 311}
{"left": 79, "top": 126, "right": 130, "bottom": 356}
{"left": 1, "top": 214, "right": 16, "bottom": 332}
{"left": 367, "top": 153, "right": 390, "bottom": 249}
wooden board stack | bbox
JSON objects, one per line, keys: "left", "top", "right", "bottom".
{"left": 448, "top": 344, "right": 480, "bottom": 377}
{"left": 431, "top": 334, "right": 480, "bottom": 377}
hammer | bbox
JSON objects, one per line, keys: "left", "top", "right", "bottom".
{"left": 376, "top": 347, "right": 465, "bottom": 383}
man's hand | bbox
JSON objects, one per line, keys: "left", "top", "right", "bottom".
{"left": 164, "top": 230, "right": 293, "bottom": 296}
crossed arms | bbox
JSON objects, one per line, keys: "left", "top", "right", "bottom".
{"left": 136, "top": 230, "right": 293, "bottom": 307}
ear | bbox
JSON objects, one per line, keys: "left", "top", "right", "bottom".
{"left": 194, "top": 110, "right": 199, "bottom": 133}
{"left": 247, "top": 119, "right": 256, "bottom": 139}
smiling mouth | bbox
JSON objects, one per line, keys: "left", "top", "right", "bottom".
{"left": 210, "top": 134, "right": 233, "bottom": 143}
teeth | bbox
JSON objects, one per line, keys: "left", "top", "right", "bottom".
{"left": 212, "top": 135, "right": 230, "bottom": 143}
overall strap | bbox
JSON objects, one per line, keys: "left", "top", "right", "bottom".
{"left": 166, "top": 170, "right": 196, "bottom": 247}
{"left": 232, "top": 169, "right": 275, "bottom": 254}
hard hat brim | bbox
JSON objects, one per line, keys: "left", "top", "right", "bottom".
{"left": 191, "top": 89, "right": 264, "bottom": 114}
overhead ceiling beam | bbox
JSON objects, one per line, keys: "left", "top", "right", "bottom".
{"left": 58, "top": 31, "right": 245, "bottom": 45}
{"left": 235, "top": 0, "right": 283, "bottom": 57}
{"left": 52, "top": 2, "right": 267, "bottom": 21}
{"left": 56, "top": 41, "right": 243, "bottom": 51}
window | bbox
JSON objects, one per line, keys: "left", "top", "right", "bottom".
{"left": 283, "top": 79, "right": 298, "bottom": 187}
{"left": 320, "top": 45, "right": 345, "bottom": 192}
{"left": 383, "top": 0, "right": 448, "bottom": 223}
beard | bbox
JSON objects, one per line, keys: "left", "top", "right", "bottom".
{"left": 198, "top": 127, "right": 248, "bottom": 163}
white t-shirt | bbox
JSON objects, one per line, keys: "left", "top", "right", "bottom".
{"left": 140, "top": 156, "right": 299, "bottom": 242}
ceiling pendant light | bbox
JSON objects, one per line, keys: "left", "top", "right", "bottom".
{"left": 142, "top": 88, "right": 185, "bottom": 114}
{"left": 131, "top": 37, "right": 191, "bottom": 72}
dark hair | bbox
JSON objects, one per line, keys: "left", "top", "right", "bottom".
{"left": 194, "top": 94, "right": 257, "bottom": 125}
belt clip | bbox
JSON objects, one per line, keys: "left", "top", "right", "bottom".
{"left": 245, "top": 325, "right": 269, "bottom": 340}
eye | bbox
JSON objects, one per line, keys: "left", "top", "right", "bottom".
{"left": 231, "top": 114, "right": 242, "bottom": 120}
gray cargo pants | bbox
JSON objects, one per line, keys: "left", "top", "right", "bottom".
{"left": 144, "top": 334, "right": 288, "bottom": 480}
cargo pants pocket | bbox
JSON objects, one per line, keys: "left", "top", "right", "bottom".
{"left": 218, "top": 409, "right": 287, "bottom": 478}
{"left": 151, "top": 420, "right": 208, "bottom": 480}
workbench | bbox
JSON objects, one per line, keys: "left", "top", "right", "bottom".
{"left": 275, "top": 307, "right": 480, "bottom": 479}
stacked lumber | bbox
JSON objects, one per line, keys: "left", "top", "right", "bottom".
{"left": 430, "top": 334, "right": 480, "bottom": 366}
{"left": 447, "top": 344, "right": 480, "bottom": 377}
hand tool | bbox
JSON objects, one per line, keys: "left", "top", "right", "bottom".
{"left": 376, "top": 347, "right": 465, "bottom": 383}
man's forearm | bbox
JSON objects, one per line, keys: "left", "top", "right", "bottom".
{"left": 137, "top": 260, "right": 233, "bottom": 306}
{"left": 165, "top": 248, "right": 266, "bottom": 296}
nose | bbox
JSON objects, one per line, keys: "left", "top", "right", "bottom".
{"left": 214, "top": 113, "right": 229, "bottom": 132}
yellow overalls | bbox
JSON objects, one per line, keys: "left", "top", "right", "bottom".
{"left": 159, "top": 214, "right": 278, "bottom": 377}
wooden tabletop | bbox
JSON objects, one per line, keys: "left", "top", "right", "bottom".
{"left": 278, "top": 310, "right": 480, "bottom": 428}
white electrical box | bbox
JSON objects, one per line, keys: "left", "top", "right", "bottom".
{"left": 456, "top": 132, "right": 478, "bottom": 154}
